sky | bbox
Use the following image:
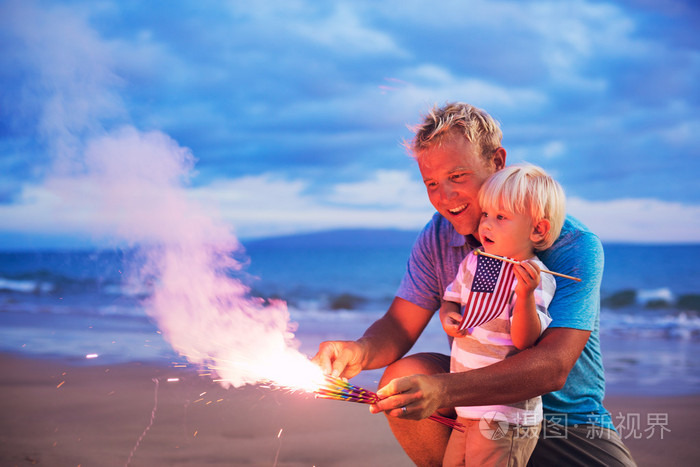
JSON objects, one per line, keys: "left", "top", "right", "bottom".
{"left": 0, "top": 0, "right": 699, "bottom": 248}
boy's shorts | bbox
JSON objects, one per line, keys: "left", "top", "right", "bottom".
{"left": 443, "top": 416, "right": 540, "bottom": 467}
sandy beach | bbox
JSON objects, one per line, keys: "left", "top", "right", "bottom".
{"left": 0, "top": 353, "right": 697, "bottom": 467}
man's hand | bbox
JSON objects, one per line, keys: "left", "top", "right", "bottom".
{"left": 312, "top": 297, "right": 436, "bottom": 379}
{"left": 311, "top": 340, "right": 367, "bottom": 379}
{"left": 369, "top": 374, "right": 445, "bottom": 420}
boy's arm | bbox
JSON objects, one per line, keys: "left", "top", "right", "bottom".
{"left": 510, "top": 289, "right": 541, "bottom": 349}
{"left": 510, "top": 260, "right": 543, "bottom": 349}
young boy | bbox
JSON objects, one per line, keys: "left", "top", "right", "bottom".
{"left": 439, "top": 163, "right": 566, "bottom": 466}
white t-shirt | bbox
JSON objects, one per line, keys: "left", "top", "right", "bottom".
{"left": 443, "top": 251, "right": 555, "bottom": 425}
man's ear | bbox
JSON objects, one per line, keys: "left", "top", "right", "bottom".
{"left": 492, "top": 147, "right": 506, "bottom": 171}
{"left": 531, "top": 219, "right": 551, "bottom": 243}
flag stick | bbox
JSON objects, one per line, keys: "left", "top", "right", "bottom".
{"left": 474, "top": 249, "right": 581, "bottom": 282}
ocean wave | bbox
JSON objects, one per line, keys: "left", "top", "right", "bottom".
{"left": 0, "top": 277, "right": 54, "bottom": 294}
{"left": 0, "top": 271, "right": 152, "bottom": 301}
{"left": 600, "top": 308, "right": 700, "bottom": 340}
{"left": 602, "top": 287, "right": 700, "bottom": 311}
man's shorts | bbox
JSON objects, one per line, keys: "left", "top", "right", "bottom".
{"left": 527, "top": 418, "right": 636, "bottom": 466}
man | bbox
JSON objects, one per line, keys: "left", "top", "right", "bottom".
{"left": 313, "top": 102, "right": 636, "bottom": 466}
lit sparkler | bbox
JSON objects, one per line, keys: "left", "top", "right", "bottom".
{"left": 205, "top": 353, "right": 464, "bottom": 432}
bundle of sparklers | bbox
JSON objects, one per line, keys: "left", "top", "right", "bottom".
{"left": 315, "top": 374, "right": 465, "bottom": 432}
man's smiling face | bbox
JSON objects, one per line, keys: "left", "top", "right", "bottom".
{"left": 418, "top": 131, "right": 504, "bottom": 237}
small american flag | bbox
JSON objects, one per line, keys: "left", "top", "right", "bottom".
{"left": 458, "top": 253, "right": 516, "bottom": 331}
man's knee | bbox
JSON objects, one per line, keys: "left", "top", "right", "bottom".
{"left": 379, "top": 352, "right": 450, "bottom": 389}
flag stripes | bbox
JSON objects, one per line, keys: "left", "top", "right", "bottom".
{"left": 458, "top": 255, "right": 516, "bottom": 331}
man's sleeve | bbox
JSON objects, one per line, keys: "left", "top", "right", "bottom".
{"left": 543, "top": 231, "right": 604, "bottom": 331}
{"left": 396, "top": 222, "right": 442, "bottom": 312}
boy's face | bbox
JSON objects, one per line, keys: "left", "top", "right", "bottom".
{"left": 418, "top": 133, "right": 503, "bottom": 236}
{"left": 478, "top": 205, "right": 536, "bottom": 260}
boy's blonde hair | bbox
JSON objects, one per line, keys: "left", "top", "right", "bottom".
{"left": 478, "top": 163, "right": 566, "bottom": 251}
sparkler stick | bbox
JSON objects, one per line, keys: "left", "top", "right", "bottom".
{"left": 474, "top": 249, "right": 582, "bottom": 282}
{"left": 315, "top": 375, "right": 465, "bottom": 432}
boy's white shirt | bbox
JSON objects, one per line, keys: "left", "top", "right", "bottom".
{"left": 445, "top": 253, "right": 556, "bottom": 425}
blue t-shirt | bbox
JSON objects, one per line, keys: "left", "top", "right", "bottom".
{"left": 397, "top": 212, "right": 614, "bottom": 430}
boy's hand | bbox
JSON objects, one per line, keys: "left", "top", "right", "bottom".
{"left": 439, "top": 303, "right": 467, "bottom": 338}
{"left": 514, "top": 260, "right": 541, "bottom": 297}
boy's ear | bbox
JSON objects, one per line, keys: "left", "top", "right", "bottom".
{"left": 531, "top": 219, "right": 551, "bottom": 243}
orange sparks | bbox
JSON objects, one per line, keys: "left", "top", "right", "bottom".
{"left": 56, "top": 381, "right": 65, "bottom": 389}
{"left": 277, "top": 428, "right": 283, "bottom": 438}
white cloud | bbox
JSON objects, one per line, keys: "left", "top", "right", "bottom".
{"left": 399, "top": 65, "right": 549, "bottom": 110}
{"left": 1, "top": 1, "right": 127, "bottom": 165}
{"left": 659, "top": 119, "right": 700, "bottom": 146}
{"left": 509, "top": 140, "right": 567, "bottom": 164}
{"left": 327, "top": 170, "right": 428, "bottom": 208}
{"left": 2, "top": 0, "right": 699, "bottom": 250}
{"left": 290, "top": 3, "right": 405, "bottom": 56}
{"left": 542, "top": 140, "right": 565, "bottom": 159}
{"left": 6, "top": 168, "right": 697, "bottom": 245}
{"left": 275, "top": 64, "right": 550, "bottom": 134}
{"left": 189, "top": 172, "right": 434, "bottom": 239}
{"left": 568, "top": 197, "right": 700, "bottom": 243}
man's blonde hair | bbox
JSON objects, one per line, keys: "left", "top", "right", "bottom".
{"left": 409, "top": 102, "right": 503, "bottom": 162}
{"left": 478, "top": 163, "right": 566, "bottom": 250}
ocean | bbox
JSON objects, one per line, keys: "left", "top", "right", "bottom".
{"left": 1, "top": 230, "right": 699, "bottom": 396}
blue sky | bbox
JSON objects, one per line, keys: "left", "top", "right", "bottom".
{"left": 0, "top": 0, "right": 699, "bottom": 248}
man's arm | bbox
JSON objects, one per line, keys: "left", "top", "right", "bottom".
{"left": 372, "top": 327, "right": 590, "bottom": 419}
{"left": 312, "top": 296, "right": 434, "bottom": 378}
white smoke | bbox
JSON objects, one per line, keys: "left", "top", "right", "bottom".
{"left": 4, "top": 0, "right": 318, "bottom": 388}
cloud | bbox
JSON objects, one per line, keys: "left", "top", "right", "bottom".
{"left": 6, "top": 166, "right": 698, "bottom": 246}
{"left": 0, "top": 127, "right": 231, "bottom": 246}
{"left": 0, "top": 1, "right": 127, "bottom": 164}
{"left": 188, "top": 171, "right": 434, "bottom": 239}
{"left": 568, "top": 197, "right": 700, "bottom": 243}
{"left": 1, "top": 0, "right": 699, "bottom": 247}
{"left": 290, "top": 3, "right": 406, "bottom": 56}
{"left": 327, "top": 170, "right": 428, "bottom": 208}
